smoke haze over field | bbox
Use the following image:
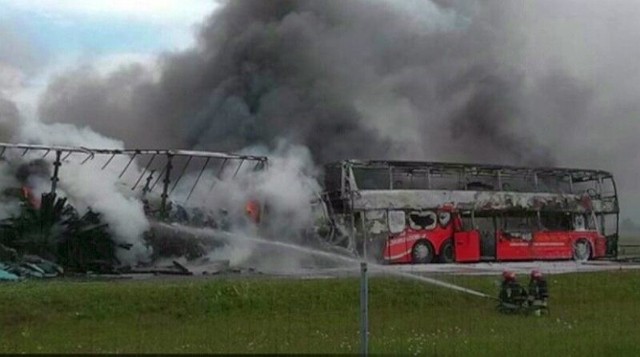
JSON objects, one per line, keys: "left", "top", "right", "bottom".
{"left": 2, "top": 0, "right": 640, "bottom": 221}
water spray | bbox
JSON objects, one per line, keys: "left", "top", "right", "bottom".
{"left": 154, "top": 222, "right": 496, "bottom": 300}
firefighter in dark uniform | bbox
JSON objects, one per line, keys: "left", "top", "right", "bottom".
{"left": 498, "top": 271, "right": 528, "bottom": 312}
{"left": 527, "top": 270, "right": 549, "bottom": 315}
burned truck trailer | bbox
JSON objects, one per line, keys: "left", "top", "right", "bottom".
{"left": 0, "top": 142, "right": 268, "bottom": 273}
{"left": 321, "top": 160, "right": 619, "bottom": 264}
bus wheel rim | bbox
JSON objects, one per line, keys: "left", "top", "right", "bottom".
{"left": 574, "top": 241, "right": 589, "bottom": 260}
{"left": 414, "top": 244, "right": 429, "bottom": 259}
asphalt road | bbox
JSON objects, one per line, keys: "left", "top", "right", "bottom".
{"left": 75, "top": 259, "right": 640, "bottom": 283}
{"left": 265, "top": 259, "right": 640, "bottom": 280}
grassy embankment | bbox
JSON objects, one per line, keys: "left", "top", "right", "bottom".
{"left": 1, "top": 271, "right": 639, "bottom": 354}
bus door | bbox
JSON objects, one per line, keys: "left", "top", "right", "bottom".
{"left": 384, "top": 210, "right": 412, "bottom": 263}
{"left": 453, "top": 211, "right": 481, "bottom": 262}
{"left": 496, "top": 213, "right": 535, "bottom": 260}
{"left": 475, "top": 215, "right": 497, "bottom": 260}
{"left": 453, "top": 212, "right": 494, "bottom": 262}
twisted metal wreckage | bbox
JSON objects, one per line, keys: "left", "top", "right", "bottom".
{"left": 0, "top": 142, "right": 269, "bottom": 280}
{"left": 0, "top": 143, "right": 625, "bottom": 281}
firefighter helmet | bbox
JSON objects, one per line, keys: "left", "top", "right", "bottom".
{"left": 531, "top": 269, "right": 543, "bottom": 280}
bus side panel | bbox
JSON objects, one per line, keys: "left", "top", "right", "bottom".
{"left": 383, "top": 226, "right": 453, "bottom": 264}
{"left": 431, "top": 225, "right": 455, "bottom": 255}
{"left": 454, "top": 231, "right": 480, "bottom": 262}
{"left": 496, "top": 231, "right": 533, "bottom": 260}
{"left": 532, "top": 232, "right": 572, "bottom": 259}
{"left": 383, "top": 234, "right": 413, "bottom": 263}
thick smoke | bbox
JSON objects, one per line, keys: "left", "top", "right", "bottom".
{"left": 37, "top": 0, "right": 559, "bottom": 166}
{"left": 36, "top": 0, "right": 640, "bottom": 221}
{"left": 37, "top": 64, "right": 183, "bottom": 149}
{"left": 1, "top": 120, "right": 153, "bottom": 264}
{"left": 0, "top": 96, "right": 20, "bottom": 141}
{"left": 56, "top": 156, "right": 151, "bottom": 263}
{"left": 242, "top": 143, "right": 324, "bottom": 271}
{"left": 0, "top": 161, "right": 20, "bottom": 220}
{"left": 1, "top": 21, "right": 40, "bottom": 141}
{"left": 167, "top": 142, "right": 324, "bottom": 271}
{"left": 7, "top": 1, "right": 640, "bottom": 223}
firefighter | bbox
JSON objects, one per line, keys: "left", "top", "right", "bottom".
{"left": 527, "top": 270, "right": 549, "bottom": 315}
{"left": 499, "top": 271, "right": 528, "bottom": 310}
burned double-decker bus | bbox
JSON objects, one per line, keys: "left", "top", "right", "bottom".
{"left": 322, "top": 160, "right": 619, "bottom": 264}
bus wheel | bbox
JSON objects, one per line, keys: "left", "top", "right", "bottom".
{"left": 412, "top": 240, "right": 434, "bottom": 264}
{"left": 573, "top": 239, "right": 591, "bottom": 262}
{"left": 439, "top": 239, "right": 455, "bottom": 263}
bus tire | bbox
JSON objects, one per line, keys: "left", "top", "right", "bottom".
{"left": 439, "top": 239, "right": 455, "bottom": 263}
{"left": 573, "top": 239, "right": 591, "bottom": 262}
{"left": 412, "top": 240, "right": 434, "bottom": 264}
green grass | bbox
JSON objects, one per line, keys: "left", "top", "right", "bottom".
{"left": 1, "top": 271, "right": 639, "bottom": 354}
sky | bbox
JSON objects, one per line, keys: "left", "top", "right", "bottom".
{"left": 0, "top": 0, "right": 216, "bottom": 52}
{"left": 0, "top": 0, "right": 218, "bottom": 113}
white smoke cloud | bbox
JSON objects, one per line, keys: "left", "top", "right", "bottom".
{"left": 57, "top": 160, "right": 151, "bottom": 263}
{"left": 251, "top": 142, "right": 321, "bottom": 233}
{"left": 7, "top": 119, "right": 153, "bottom": 264}
{"left": 0, "top": 161, "right": 20, "bottom": 220}
{"left": 166, "top": 142, "right": 324, "bottom": 272}
{"left": 0, "top": 96, "right": 20, "bottom": 142}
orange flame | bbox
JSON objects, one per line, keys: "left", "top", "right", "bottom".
{"left": 21, "top": 186, "right": 41, "bottom": 210}
{"left": 245, "top": 200, "right": 261, "bottom": 223}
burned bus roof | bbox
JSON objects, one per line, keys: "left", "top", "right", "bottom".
{"left": 325, "top": 159, "right": 613, "bottom": 181}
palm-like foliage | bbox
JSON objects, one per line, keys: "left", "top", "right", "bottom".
{"left": 0, "top": 192, "right": 129, "bottom": 272}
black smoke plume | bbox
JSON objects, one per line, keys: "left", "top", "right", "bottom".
{"left": 38, "top": 0, "right": 556, "bottom": 165}
{"left": 15, "top": 159, "right": 50, "bottom": 184}
{"left": 34, "top": 0, "right": 640, "bottom": 219}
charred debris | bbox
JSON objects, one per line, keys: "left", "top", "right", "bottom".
{"left": 0, "top": 188, "right": 230, "bottom": 280}
{"left": 0, "top": 144, "right": 268, "bottom": 280}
